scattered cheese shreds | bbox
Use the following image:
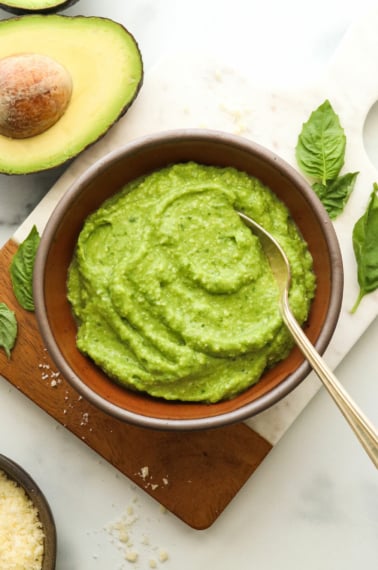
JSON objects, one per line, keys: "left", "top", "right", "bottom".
{"left": 0, "top": 469, "right": 45, "bottom": 570}
{"left": 106, "top": 498, "right": 171, "bottom": 567}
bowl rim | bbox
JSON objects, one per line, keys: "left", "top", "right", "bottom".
{"left": 33, "top": 128, "right": 344, "bottom": 430}
{"left": 0, "top": 453, "right": 56, "bottom": 569}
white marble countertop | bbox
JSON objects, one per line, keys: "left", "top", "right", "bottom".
{"left": 0, "top": 1, "right": 377, "bottom": 569}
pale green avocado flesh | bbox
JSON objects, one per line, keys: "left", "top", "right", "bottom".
{"left": 0, "top": 15, "right": 143, "bottom": 174}
{"left": 67, "top": 163, "right": 316, "bottom": 403}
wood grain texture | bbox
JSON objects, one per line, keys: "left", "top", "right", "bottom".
{"left": 0, "top": 239, "right": 272, "bottom": 529}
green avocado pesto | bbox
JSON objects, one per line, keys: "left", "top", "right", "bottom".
{"left": 67, "top": 162, "right": 316, "bottom": 403}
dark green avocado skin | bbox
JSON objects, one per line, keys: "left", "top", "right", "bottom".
{"left": 0, "top": 0, "right": 79, "bottom": 14}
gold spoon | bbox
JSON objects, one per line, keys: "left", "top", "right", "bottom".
{"left": 238, "top": 211, "right": 378, "bottom": 469}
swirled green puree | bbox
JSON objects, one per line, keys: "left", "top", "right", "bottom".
{"left": 67, "top": 163, "right": 316, "bottom": 402}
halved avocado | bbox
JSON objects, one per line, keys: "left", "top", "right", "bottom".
{"left": 0, "top": 0, "right": 79, "bottom": 14}
{"left": 0, "top": 15, "right": 143, "bottom": 174}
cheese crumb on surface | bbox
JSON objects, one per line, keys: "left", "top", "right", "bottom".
{"left": 118, "top": 528, "right": 129, "bottom": 543}
{"left": 158, "top": 549, "right": 169, "bottom": 563}
{"left": 0, "top": 469, "right": 45, "bottom": 570}
{"left": 140, "top": 466, "right": 149, "bottom": 480}
{"left": 125, "top": 549, "right": 138, "bottom": 563}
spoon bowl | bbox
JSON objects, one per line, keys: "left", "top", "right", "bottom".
{"left": 238, "top": 211, "right": 378, "bottom": 468}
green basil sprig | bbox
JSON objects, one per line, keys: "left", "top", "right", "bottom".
{"left": 0, "top": 302, "right": 17, "bottom": 358}
{"left": 296, "top": 99, "right": 358, "bottom": 219}
{"left": 351, "top": 184, "right": 378, "bottom": 313}
{"left": 10, "top": 225, "right": 40, "bottom": 311}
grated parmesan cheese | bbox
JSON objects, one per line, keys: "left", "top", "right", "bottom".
{"left": 0, "top": 469, "right": 45, "bottom": 570}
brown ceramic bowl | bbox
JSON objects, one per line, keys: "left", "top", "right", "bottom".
{"left": 33, "top": 129, "right": 343, "bottom": 430}
{"left": 0, "top": 454, "right": 56, "bottom": 569}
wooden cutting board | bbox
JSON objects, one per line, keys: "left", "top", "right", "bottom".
{"left": 1, "top": 7, "right": 378, "bottom": 530}
{"left": 0, "top": 240, "right": 272, "bottom": 530}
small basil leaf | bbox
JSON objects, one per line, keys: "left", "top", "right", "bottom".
{"left": 0, "top": 302, "right": 17, "bottom": 358}
{"left": 351, "top": 183, "right": 378, "bottom": 313}
{"left": 296, "top": 99, "right": 346, "bottom": 185}
{"left": 313, "top": 172, "right": 358, "bottom": 220}
{"left": 10, "top": 225, "right": 40, "bottom": 311}
{"left": 312, "top": 181, "right": 327, "bottom": 201}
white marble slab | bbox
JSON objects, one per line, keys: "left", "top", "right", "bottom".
{"left": 11, "top": 6, "right": 378, "bottom": 444}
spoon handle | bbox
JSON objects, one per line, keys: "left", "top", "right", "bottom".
{"left": 281, "top": 294, "right": 378, "bottom": 470}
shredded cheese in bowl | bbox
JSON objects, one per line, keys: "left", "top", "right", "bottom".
{"left": 0, "top": 469, "right": 45, "bottom": 570}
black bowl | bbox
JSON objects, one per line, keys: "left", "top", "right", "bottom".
{"left": 0, "top": 454, "right": 56, "bottom": 570}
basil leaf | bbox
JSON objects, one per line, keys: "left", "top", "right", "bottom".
{"left": 313, "top": 172, "right": 358, "bottom": 220}
{"left": 10, "top": 225, "right": 40, "bottom": 311}
{"left": 351, "top": 183, "right": 378, "bottom": 313}
{"left": 296, "top": 99, "right": 346, "bottom": 185}
{"left": 0, "top": 302, "right": 17, "bottom": 358}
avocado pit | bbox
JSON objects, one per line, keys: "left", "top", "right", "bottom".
{"left": 0, "top": 53, "right": 72, "bottom": 139}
